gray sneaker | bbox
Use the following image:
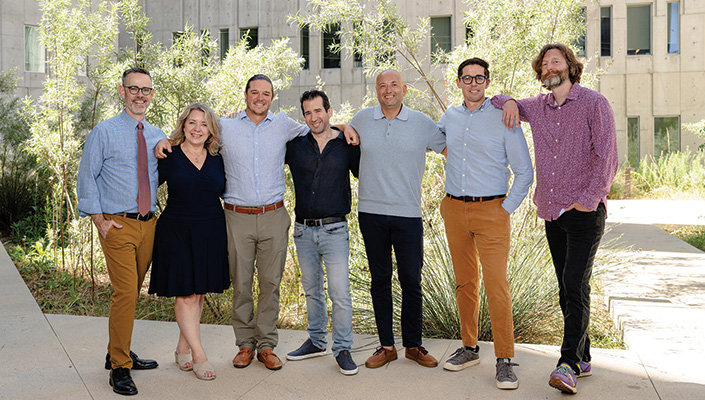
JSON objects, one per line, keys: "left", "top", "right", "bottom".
{"left": 495, "top": 358, "right": 519, "bottom": 390}
{"left": 443, "top": 346, "right": 480, "bottom": 371}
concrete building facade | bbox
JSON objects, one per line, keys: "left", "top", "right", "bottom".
{"left": 583, "top": 0, "right": 705, "bottom": 163}
{"left": 3, "top": 0, "right": 704, "bottom": 161}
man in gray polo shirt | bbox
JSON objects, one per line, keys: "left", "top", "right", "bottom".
{"left": 350, "top": 69, "right": 446, "bottom": 369}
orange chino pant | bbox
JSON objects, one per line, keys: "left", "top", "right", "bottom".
{"left": 440, "top": 196, "right": 515, "bottom": 358}
{"left": 99, "top": 214, "right": 157, "bottom": 369}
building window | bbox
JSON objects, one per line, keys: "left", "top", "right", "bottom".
{"left": 654, "top": 116, "right": 680, "bottom": 156}
{"left": 600, "top": 6, "right": 612, "bottom": 57}
{"left": 627, "top": 117, "right": 640, "bottom": 166}
{"left": 200, "top": 29, "right": 210, "bottom": 65}
{"left": 574, "top": 7, "right": 586, "bottom": 58}
{"left": 25, "top": 26, "right": 45, "bottom": 72}
{"left": 352, "top": 22, "right": 363, "bottom": 68}
{"left": 465, "top": 24, "right": 474, "bottom": 43}
{"left": 300, "top": 24, "right": 310, "bottom": 70}
{"left": 322, "top": 23, "right": 341, "bottom": 69}
{"left": 668, "top": 2, "right": 680, "bottom": 54}
{"left": 430, "top": 16, "right": 451, "bottom": 61}
{"left": 627, "top": 4, "right": 651, "bottom": 55}
{"left": 220, "top": 29, "right": 229, "bottom": 60}
{"left": 240, "top": 28, "right": 258, "bottom": 50}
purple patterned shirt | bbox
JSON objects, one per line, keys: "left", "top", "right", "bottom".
{"left": 492, "top": 83, "right": 618, "bottom": 221}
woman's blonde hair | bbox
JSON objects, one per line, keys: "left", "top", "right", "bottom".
{"left": 169, "top": 103, "right": 221, "bottom": 156}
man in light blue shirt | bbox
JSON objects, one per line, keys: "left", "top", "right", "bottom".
{"left": 77, "top": 67, "right": 165, "bottom": 396}
{"left": 438, "top": 58, "right": 533, "bottom": 391}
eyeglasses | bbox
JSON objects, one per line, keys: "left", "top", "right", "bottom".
{"left": 124, "top": 85, "right": 154, "bottom": 95}
{"left": 459, "top": 75, "right": 487, "bottom": 85}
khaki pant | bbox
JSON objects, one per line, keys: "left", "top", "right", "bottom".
{"left": 99, "top": 214, "right": 156, "bottom": 368}
{"left": 225, "top": 207, "right": 290, "bottom": 351}
{"left": 440, "top": 196, "right": 514, "bottom": 358}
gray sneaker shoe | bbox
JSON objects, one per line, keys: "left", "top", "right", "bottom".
{"left": 496, "top": 358, "right": 519, "bottom": 390}
{"left": 443, "top": 346, "right": 480, "bottom": 371}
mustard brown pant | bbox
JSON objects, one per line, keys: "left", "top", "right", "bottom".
{"left": 99, "top": 214, "right": 157, "bottom": 369}
{"left": 440, "top": 196, "right": 515, "bottom": 358}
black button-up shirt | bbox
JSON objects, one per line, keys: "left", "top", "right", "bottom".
{"left": 285, "top": 127, "right": 360, "bottom": 219}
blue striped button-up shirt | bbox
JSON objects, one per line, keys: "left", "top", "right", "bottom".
{"left": 220, "top": 111, "right": 307, "bottom": 206}
{"left": 77, "top": 110, "right": 166, "bottom": 217}
{"left": 438, "top": 98, "right": 533, "bottom": 214}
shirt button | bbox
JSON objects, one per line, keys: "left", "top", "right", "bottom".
{"left": 552, "top": 172, "right": 555, "bottom": 176}
{"left": 555, "top": 139, "right": 558, "bottom": 142}
{"left": 554, "top": 155, "right": 557, "bottom": 159}
{"left": 549, "top": 201, "right": 552, "bottom": 204}
{"left": 550, "top": 189, "right": 553, "bottom": 192}
{"left": 557, "top": 122, "right": 560, "bottom": 126}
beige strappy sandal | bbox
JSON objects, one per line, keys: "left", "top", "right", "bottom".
{"left": 175, "top": 351, "right": 193, "bottom": 371}
{"left": 192, "top": 361, "right": 216, "bottom": 380}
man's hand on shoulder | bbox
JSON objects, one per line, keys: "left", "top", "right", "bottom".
{"left": 341, "top": 124, "right": 360, "bottom": 145}
{"left": 154, "top": 138, "right": 172, "bottom": 159}
{"left": 501, "top": 100, "right": 521, "bottom": 130}
{"left": 90, "top": 214, "right": 122, "bottom": 239}
{"left": 226, "top": 110, "right": 243, "bottom": 118}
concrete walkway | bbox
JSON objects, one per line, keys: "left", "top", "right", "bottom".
{"left": 1, "top": 199, "right": 704, "bottom": 399}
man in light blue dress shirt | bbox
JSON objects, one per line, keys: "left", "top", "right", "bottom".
{"left": 77, "top": 67, "right": 165, "bottom": 396}
{"left": 438, "top": 58, "right": 533, "bottom": 391}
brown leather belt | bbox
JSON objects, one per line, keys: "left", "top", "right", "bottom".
{"left": 224, "top": 200, "right": 285, "bottom": 214}
{"left": 446, "top": 193, "right": 506, "bottom": 203}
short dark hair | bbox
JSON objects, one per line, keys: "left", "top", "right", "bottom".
{"left": 299, "top": 90, "right": 331, "bottom": 115}
{"left": 245, "top": 74, "right": 273, "bottom": 93}
{"left": 457, "top": 58, "right": 490, "bottom": 79}
{"left": 122, "top": 67, "right": 151, "bottom": 86}
{"left": 532, "top": 43, "right": 584, "bottom": 87}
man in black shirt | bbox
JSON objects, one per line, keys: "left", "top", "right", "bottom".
{"left": 284, "top": 90, "right": 360, "bottom": 375}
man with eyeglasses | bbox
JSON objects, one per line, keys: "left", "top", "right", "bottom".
{"left": 438, "top": 58, "right": 532, "bottom": 390}
{"left": 78, "top": 67, "right": 165, "bottom": 395}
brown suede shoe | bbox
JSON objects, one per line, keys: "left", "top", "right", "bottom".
{"left": 365, "top": 346, "right": 398, "bottom": 368}
{"left": 405, "top": 346, "right": 438, "bottom": 367}
{"left": 257, "top": 349, "right": 283, "bottom": 370}
{"left": 232, "top": 347, "right": 254, "bottom": 368}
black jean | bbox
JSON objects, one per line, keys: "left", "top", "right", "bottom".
{"left": 545, "top": 203, "right": 606, "bottom": 374}
{"left": 358, "top": 212, "right": 424, "bottom": 348}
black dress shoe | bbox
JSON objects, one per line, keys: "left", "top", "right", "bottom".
{"left": 105, "top": 351, "right": 159, "bottom": 370}
{"left": 109, "top": 367, "right": 138, "bottom": 396}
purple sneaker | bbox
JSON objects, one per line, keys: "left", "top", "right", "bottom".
{"left": 549, "top": 363, "right": 577, "bottom": 394}
{"left": 577, "top": 361, "right": 592, "bottom": 377}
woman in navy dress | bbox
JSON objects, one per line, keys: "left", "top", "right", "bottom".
{"left": 149, "top": 103, "right": 229, "bottom": 380}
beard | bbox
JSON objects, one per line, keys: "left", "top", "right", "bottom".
{"left": 542, "top": 68, "right": 569, "bottom": 89}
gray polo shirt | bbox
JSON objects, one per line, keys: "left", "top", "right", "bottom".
{"left": 350, "top": 104, "right": 446, "bottom": 218}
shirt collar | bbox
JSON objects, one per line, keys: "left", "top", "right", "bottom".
{"left": 238, "top": 109, "right": 273, "bottom": 123}
{"left": 373, "top": 104, "right": 409, "bottom": 121}
{"left": 545, "top": 83, "right": 583, "bottom": 107}
{"left": 119, "top": 109, "right": 146, "bottom": 126}
{"left": 461, "top": 97, "right": 491, "bottom": 113}
{"left": 305, "top": 126, "right": 345, "bottom": 142}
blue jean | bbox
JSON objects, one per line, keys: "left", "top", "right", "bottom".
{"left": 293, "top": 221, "right": 353, "bottom": 356}
{"left": 358, "top": 212, "right": 424, "bottom": 348}
{"left": 545, "top": 203, "right": 606, "bottom": 374}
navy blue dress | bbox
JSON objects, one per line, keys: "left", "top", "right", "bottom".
{"left": 149, "top": 145, "right": 230, "bottom": 297}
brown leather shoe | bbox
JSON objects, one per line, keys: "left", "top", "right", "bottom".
{"left": 257, "top": 349, "right": 283, "bottom": 370}
{"left": 405, "top": 345, "right": 438, "bottom": 367}
{"left": 365, "top": 346, "right": 398, "bottom": 368}
{"left": 232, "top": 347, "right": 254, "bottom": 368}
